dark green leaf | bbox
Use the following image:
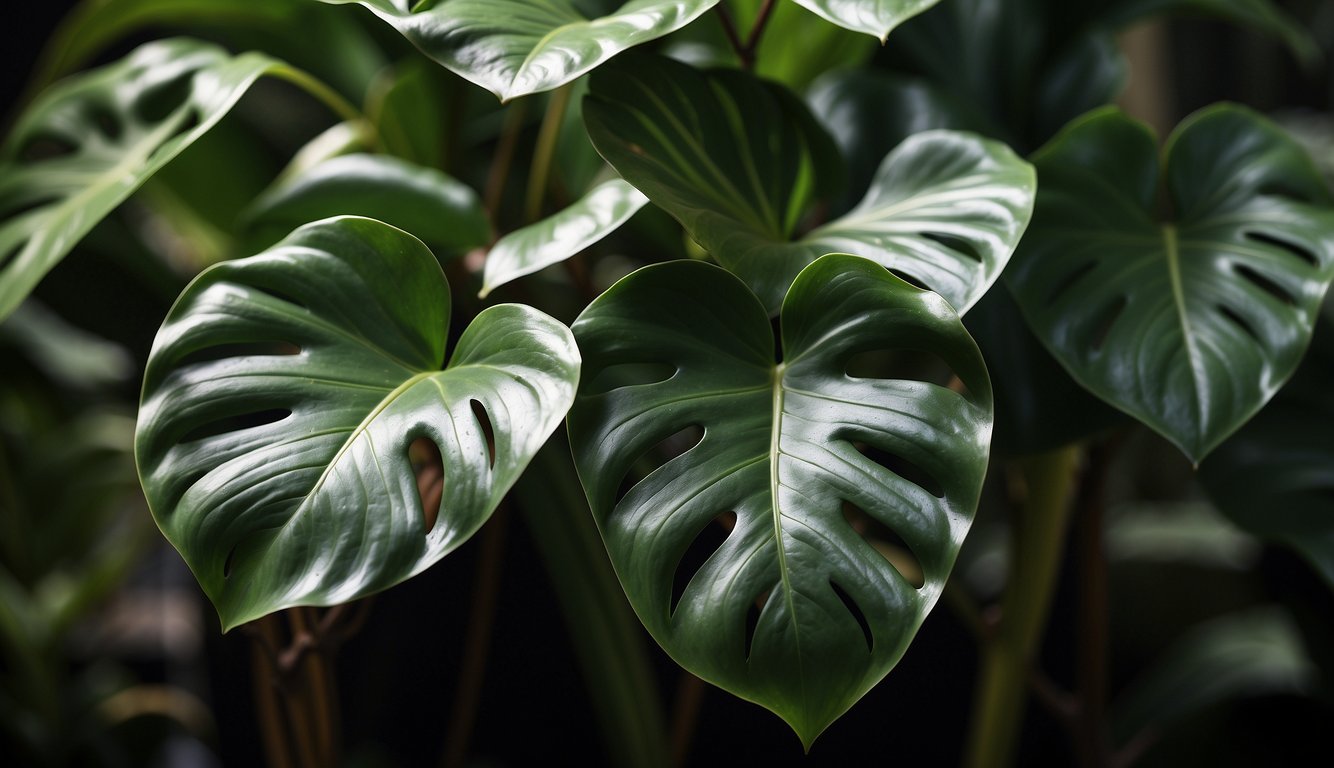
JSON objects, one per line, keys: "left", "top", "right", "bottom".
{"left": 244, "top": 154, "right": 490, "bottom": 256}
{"left": 790, "top": 0, "right": 941, "bottom": 40}
{"left": 0, "top": 39, "right": 305, "bottom": 321}
{"left": 585, "top": 55, "right": 1034, "bottom": 313}
{"left": 319, "top": 0, "right": 719, "bottom": 101}
{"left": 135, "top": 216, "right": 580, "bottom": 629}
{"left": 481, "top": 178, "right": 647, "bottom": 297}
{"left": 568, "top": 254, "right": 992, "bottom": 745}
{"left": 1007, "top": 105, "right": 1334, "bottom": 462}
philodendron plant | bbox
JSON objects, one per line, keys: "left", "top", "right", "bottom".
{"left": 6, "top": 0, "right": 1334, "bottom": 765}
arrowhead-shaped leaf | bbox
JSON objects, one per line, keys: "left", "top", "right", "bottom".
{"left": 790, "top": 0, "right": 940, "bottom": 41}
{"left": 0, "top": 39, "right": 298, "bottom": 321}
{"left": 568, "top": 254, "right": 993, "bottom": 745}
{"left": 319, "top": 0, "right": 719, "bottom": 101}
{"left": 135, "top": 216, "right": 580, "bottom": 630}
{"left": 1007, "top": 105, "right": 1334, "bottom": 462}
{"left": 480, "top": 178, "right": 647, "bottom": 297}
{"left": 244, "top": 154, "right": 490, "bottom": 256}
{"left": 584, "top": 54, "right": 1035, "bottom": 313}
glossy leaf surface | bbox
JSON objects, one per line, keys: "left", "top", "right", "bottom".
{"left": 0, "top": 39, "right": 293, "bottom": 321}
{"left": 320, "top": 0, "right": 718, "bottom": 101}
{"left": 136, "top": 217, "right": 579, "bottom": 629}
{"left": 244, "top": 154, "right": 489, "bottom": 255}
{"left": 1007, "top": 106, "right": 1334, "bottom": 461}
{"left": 569, "top": 255, "right": 993, "bottom": 745}
{"left": 585, "top": 55, "right": 1034, "bottom": 313}
{"left": 481, "top": 178, "right": 647, "bottom": 297}
{"left": 790, "top": 0, "right": 940, "bottom": 41}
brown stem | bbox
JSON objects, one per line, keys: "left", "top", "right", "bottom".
{"left": 669, "top": 672, "right": 707, "bottom": 768}
{"left": 713, "top": 5, "right": 749, "bottom": 68}
{"left": 293, "top": 608, "right": 338, "bottom": 767}
{"left": 1074, "top": 438, "right": 1118, "bottom": 768}
{"left": 744, "top": 0, "right": 778, "bottom": 54}
{"left": 250, "top": 618, "right": 295, "bottom": 768}
{"left": 441, "top": 506, "right": 511, "bottom": 768}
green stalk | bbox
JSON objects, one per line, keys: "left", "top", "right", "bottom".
{"left": 514, "top": 431, "right": 670, "bottom": 768}
{"left": 963, "top": 445, "right": 1081, "bottom": 768}
{"left": 524, "top": 84, "right": 574, "bottom": 224}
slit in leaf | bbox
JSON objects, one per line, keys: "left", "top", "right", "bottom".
{"left": 1254, "top": 182, "right": 1315, "bottom": 205}
{"left": 1218, "top": 304, "right": 1262, "bottom": 344}
{"left": 771, "top": 315, "right": 783, "bottom": 363}
{"left": 85, "top": 102, "right": 123, "bottom": 140}
{"left": 410, "top": 436, "right": 444, "bottom": 534}
{"left": 920, "top": 231, "right": 983, "bottom": 262}
{"left": 830, "top": 580, "right": 874, "bottom": 652}
{"left": 670, "top": 510, "right": 736, "bottom": 614}
{"left": 470, "top": 399, "right": 495, "bottom": 469}
{"left": 180, "top": 408, "right": 290, "bottom": 443}
{"left": 176, "top": 341, "right": 300, "bottom": 367}
{"left": 615, "top": 424, "right": 704, "bottom": 503}
{"left": 1235, "top": 263, "right": 1297, "bottom": 306}
{"left": 582, "top": 361, "right": 675, "bottom": 395}
{"left": 1246, "top": 231, "right": 1317, "bottom": 267}
{"left": 845, "top": 348, "right": 959, "bottom": 391}
{"left": 852, "top": 441, "right": 945, "bottom": 498}
{"left": 886, "top": 268, "right": 928, "bottom": 291}
{"left": 19, "top": 134, "right": 77, "bottom": 163}
{"left": 1089, "top": 295, "right": 1127, "bottom": 352}
{"left": 1047, "top": 261, "right": 1098, "bottom": 306}
{"left": 134, "top": 72, "right": 195, "bottom": 123}
{"left": 745, "top": 589, "right": 769, "bottom": 660}
{"left": 842, "top": 500, "right": 926, "bottom": 589}
{"left": 223, "top": 544, "right": 239, "bottom": 579}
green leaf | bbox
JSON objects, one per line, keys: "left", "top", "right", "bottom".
{"left": 1200, "top": 299, "right": 1334, "bottom": 587}
{"left": 0, "top": 39, "right": 303, "bottom": 322}
{"left": 1007, "top": 105, "right": 1334, "bottom": 462}
{"left": 319, "top": 0, "right": 719, "bottom": 101}
{"left": 585, "top": 54, "right": 1035, "bottom": 313}
{"left": 568, "top": 254, "right": 993, "bottom": 745}
{"left": 790, "top": 0, "right": 941, "bottom": 41}
{"left": 480, "top": 178, "right": 647, "bottom": 298}
{"left": 135, "top": 216, "right": 580, "bottom": 629}
{"left": 244, "top": 154, "right": 490, "bottom": 256}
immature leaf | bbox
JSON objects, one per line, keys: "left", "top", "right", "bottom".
{"left": 319, "top": 0, "right": 718, "bottom": 101}
{"left": 568, "top": 255, "right": 992, "bottom": 745}
{"left": 790, "top": 0, "right": 941, "bottom": 41}
{"left": 585, "top": 55, "right": 1034, "bottom": 313}
{"left": 135, "top": 217, "right": 579, "bottom": 629}
{"left": 1007, "top": 105, "right": 1334, "bottom": 462}
{"left": 480, "top": 178, "right": 647, "bottom": 297}
{"left": 0, "top": 39, "right": 293, "bottom": 321}
{"left": 244, "top": 154, "right": 489, "bottom": 256}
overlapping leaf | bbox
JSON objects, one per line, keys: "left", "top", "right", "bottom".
{"left": 1007, "top": 105, "right": 1334, "bottom": 461}
{"left": 136, "top": 217, "right": 580, "bottom": 629}
{"left": 480, "top": 178, "right": 647, "bottom": 297}
{"left": 319, "top": 0, "right": 718, "bottom": 101}
{"left": 584, "top": 54, "right": 1035, "bottom": 313}
{"left": 568, "top": 254, "right": 993, "bottom": 745}
{"left": 0, "top": 39, "right": 300, "bottom": 321}
{"left": 790, "top": 0, "right": 941, "bottom": 41}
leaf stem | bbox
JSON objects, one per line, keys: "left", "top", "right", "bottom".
{"left": 525, "top": 84, "right": 575, "bottom": 224}
{"left": 270, "top": 65, "right": 380, "bottom": 151}
{"left": 484, "top": 100, "right": 529, "bottom": 224}
{"left": 1074, "top": 438, "right": 1119, "bottom": 768}
{"left": 715, "top": 1, "right": 777, "bottom": 69}
{"left": 670, "top": 672, "right": 707, "bottom": 768}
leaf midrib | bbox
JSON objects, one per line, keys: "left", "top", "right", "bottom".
{"left": 768, "top": 362, "right": 805, "bottom": 688}
{"left": 1163, "top": 223, "right": 1206, "bottom": 436}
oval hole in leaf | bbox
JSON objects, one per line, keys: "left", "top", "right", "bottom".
{"left": 851, "top": 440, "right": 945, "bottom": 499}
{"left": 410, "top": 436, "right": 445, "bottom": 533}
{"left": 920, "top": 231, "right": 983, "bottom": 263}
{"left": 1089, "top": 295, "right": 1128, "bottom": 352}
{"left": 469, "top": 399, "right": 495, "bottom": 469}
{"left": 845, "top": 348, "right": 960, "bottom": 392}
{"left": 583, "top": 361, "right": 675, "bottom": 395}
{"left": 829, "top": 580, "right": 873, "bottom": 653}
{"left": 85, "top": 101, "right": 123, "bottom": 141}
{"left": 843, "top": 501, "right": 926, "bottom": 589}
{"left": 18, "top": 134, "right": 77, "bottom": 162}
{"left": 179, "top": 408, "right": 291, "bottom": 443}
{"left": 670, "top": 510, "right": 736, "bottom": 614}
{"left": 134, "top": 72, "right": 196, "bottom": 123}
{"left": 176, "top": 341, "right": 301, "bottom": 367}
{"left": 1047, "top": 261, "right": 1099, "bottom": 306}
{"left": 1245, "top": 230, "right": 1318, "bottom": 267}
{"left": 1234, "top": 263, "right": 1297, "bottom": 305}
{"left": 1217, "top": 304, "right": 1262, "bottom": 344}
{"left": 615, "top": 424, "right": 705, "bottom": 503}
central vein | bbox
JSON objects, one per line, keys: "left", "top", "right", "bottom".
{"left": 1162, "top": 224, "right": 1205, "bottom": 428}
{"left": 769, "top": 363, "right": 801, "bottom": 655}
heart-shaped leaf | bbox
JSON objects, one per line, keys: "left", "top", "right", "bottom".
{"left": 584, "top": 54, "right": 1035, "bottom": 313}
{"left": 790, "top": 0, "right": 941, "bottom": 41}
{"left": 0, "top": 38, "right": 303, "bottom": 321}
{"left": 244, "top": 154, "right": 490, "bottom": 256}
{"left": 568, "top": 254, "right": 993, "bottom": 745}
{"left": 135, "top": 216, "right": 580, "bottom": 629}
{"left": 1006, "top": 105, "right": 1334, "bottom": 462}
{"left": 319, "top": 0, "right": 719, "bottom": 101}
{"left": 480, "top": 178, "right": 647, "bottom": 298}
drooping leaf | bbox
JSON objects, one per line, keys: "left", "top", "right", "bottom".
{"left": 584, "top": 54, "right": 1035, "bottom": 313}
{"left": 481, "top": 178, "right": 647, "bottom": 298}
{"left": 0, "top": 39, "right": 311, "bottom": 321}
{"left": 790, "top": 0, "right": 941, "bottom": 41}
{"left": 1200, "top": 299, "right": 1334, "bottom": 588}
{"left": 135, "top": 216, "right": 580, "bottom": 629}
{"left": 1007, "top": 105, "right": 1334, "bottom": 462}
{"left": 318, "top": 0, "right": 719, "bottom": 101}
{"left": 243, "top": 154, "right": 490, "bottom": 256}
{"left": 568, "top": 254, "right": 993, "bottom": 745}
